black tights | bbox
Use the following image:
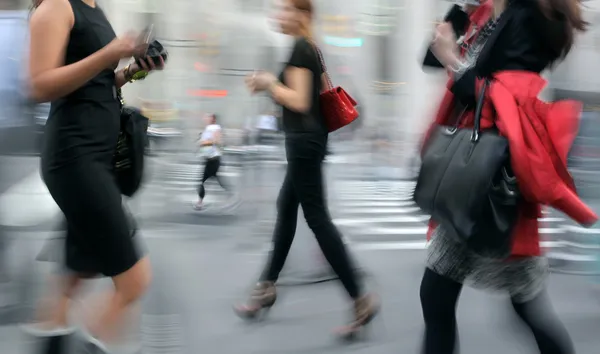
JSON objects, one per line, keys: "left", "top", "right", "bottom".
{"left": 420, "top": 268, "right": 574, "bottom": 354}
{"left": 260, "top": 156, "right": 361, "bottom": 298}
{"left": 198, "top": 157, "right": 227, "bottom": 199}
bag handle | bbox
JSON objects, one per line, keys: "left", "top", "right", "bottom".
{"left": 309, "top": 41, "right": 334, "bottom": 91}
{"left": 471, "top": 78, "right": 490, "bottom": 142}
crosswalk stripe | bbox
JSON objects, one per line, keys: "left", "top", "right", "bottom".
{"left": 337, "top": 195, "right": 415, "bottom": 201}
{"left": 353, "top": 240, "right": 564, "bottom": 251}
{"left": 331, "top": 180, "right": 569, "bottom": 243}
{"left": 338, "top": 201, "right": 416, "bottom": 207}
{"left": 355, "top": 227, "right": 428, "bottom": 235}
{"left": 335, "top": 207, "right": 421, "bottom": 214}
{"left": 333, "top": 215, "right": 429, "bottom": 226}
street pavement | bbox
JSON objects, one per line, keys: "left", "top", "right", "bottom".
{"left": 1, "top": 224, "right": 600, "bottom": 353}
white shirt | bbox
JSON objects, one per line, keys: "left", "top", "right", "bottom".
{"left": 200, "top": 124, "right": 222, "bottom": 158}
{"left": 257, "top": 115, "right": 278, "bottom": 131}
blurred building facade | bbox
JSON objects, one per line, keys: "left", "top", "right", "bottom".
{"left": 92, "top": 0, "right": 600, "bottom": 136}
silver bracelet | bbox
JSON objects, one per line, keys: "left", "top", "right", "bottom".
{"left": 448, "top": 60, "right": 469, "bottom": 77}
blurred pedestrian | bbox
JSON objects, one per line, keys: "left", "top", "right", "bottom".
{"left": 234, "top": 0, "right": 379, "bottom": 339}
{"left": 24, "top": 0, "right": 164, "bottom": 353}
{"left": 420, "top": 0, "right": 591, "bottom": 353}
{"left": 194, "top": 113, "right": 229, "bottom": 210}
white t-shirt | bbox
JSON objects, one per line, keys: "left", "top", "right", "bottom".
{"left": 257, "top": 115, "right": 278, "bottom": 131}
{"left": 200, "top": 124, "right": 222, "bottom": 158}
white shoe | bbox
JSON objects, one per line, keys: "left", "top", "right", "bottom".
{"left": 20, "top": 323, "right": 76, "bottom": 337}
{"left": 78, "top": 328, "right": 110, "bottom": 354}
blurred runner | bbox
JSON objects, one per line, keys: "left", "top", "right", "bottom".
{"left": 194, "top": 113, "right": 229, "bottom": 210}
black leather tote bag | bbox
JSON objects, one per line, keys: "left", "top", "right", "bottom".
{"left": 114, "top": 105, "right": 149, "bottom": 197}
{"left": 413, "top": 80, "right": 520, "bottom": 258}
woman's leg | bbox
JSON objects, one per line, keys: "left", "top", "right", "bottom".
{"left": 511, "top": 291, "right": 575, "bottom": 354}
{"left": 260, "top": 169, "right": 300, "bottom": 282}
{"left": 43, "top": 274, "right": 82, "bottom": 328}
{"left": 290, "top": 157, "right": 360, "bottom": 299}
{"left": 212, "top": 158, "right": 229, "bottom": 191}
{"left": 420, "top": 268, "right": 463, "bottom": 354}
{"left": 87, "top": 256, "right": 151, "bottom": 342}
{"left": 234, "top": 169, "right": 299, "bottom": 317}
{"left": 197, "top": 158, "right": 219, "bottom": 203}
{"left": 25, "top": 274, "right": 82, "bottom": 354}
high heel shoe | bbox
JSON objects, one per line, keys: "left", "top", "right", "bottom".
{"left": 233, "top": 281, "right": 277, "bottom": 320}
{"left": 335, "top": 293, "right": 380, "bottom": 341}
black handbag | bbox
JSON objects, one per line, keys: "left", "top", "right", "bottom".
{"left": 114, "top": 100, "right": 149, "bottom": 197}
{"left": 414, "top": 79, "right": 520, "bottom": 258}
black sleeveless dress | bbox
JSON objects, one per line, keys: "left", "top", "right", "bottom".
{"left": 41, "top": 0, "right": 143, "bottom": 277}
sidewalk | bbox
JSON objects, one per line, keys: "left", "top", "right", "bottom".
{"left": 2, "top": 227, "right": 600, "bottom": 354}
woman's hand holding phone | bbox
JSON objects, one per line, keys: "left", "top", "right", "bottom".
{"left": 135, "top": 55, "right": 165, "bottom": 72}
{"left": 132, "top": 24, "right": 165, "bottom": 72}
{"left": 104, "top": 32, "right": 148, "bottom": 64}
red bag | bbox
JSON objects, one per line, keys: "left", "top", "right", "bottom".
{"left": 313, "top": 45, "right": 359, "bottom": 132}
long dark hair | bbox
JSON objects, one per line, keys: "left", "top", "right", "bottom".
{"left": 535, "top": 0, "right": 587, "bottom": 61}
{"left": 31, "top": 0, "right": 43, "bottom": 9}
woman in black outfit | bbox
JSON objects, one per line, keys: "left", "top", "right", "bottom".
{"left": 27, "top": 0, "right": 163, "bottom": 353}
{"left": 233, "top": 0, "right": 378, "bottom": 339}
{"left": 422, "top": 0, "right": 585, "bottom": 353}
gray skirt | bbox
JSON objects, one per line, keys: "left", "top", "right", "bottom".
{"left": 426, "top": 226, "right": 548, "bottom": 303}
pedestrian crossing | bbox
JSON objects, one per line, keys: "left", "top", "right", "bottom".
{"left": 331, "top": 180, "right": 569, "bottom": 243}
{"left": 156, "top": 161, "right": 241, "bottom": 193}
{"left": 134, "top": 159, "right": 243, "bottom": 213}
{"left": 331, "top": 181, "right": 427, "bottom": 242}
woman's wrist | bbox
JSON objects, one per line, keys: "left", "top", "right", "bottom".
{"left": 443, "top": 52, "right": 463, "bottom": 72}
{"left": 268, "top": 79, "right": 280, "bottom": 94}
{"left": 123, "top": 63, "right": 149, "bottom": 83}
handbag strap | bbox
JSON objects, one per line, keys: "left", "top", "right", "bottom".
{"left": 309, "top": 41, "right": 333, "bottom": 91}
{"left": 471, "top": 78, "right": 490, "bottom": 142}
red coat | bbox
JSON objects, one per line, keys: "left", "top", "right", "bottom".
{"left": 425, "top": 71, "right": 598, "bottom": 256}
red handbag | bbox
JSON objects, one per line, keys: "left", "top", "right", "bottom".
{"left": 313, "top": 45, "right": 359, "bottom": 132}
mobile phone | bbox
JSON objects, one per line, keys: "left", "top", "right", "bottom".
{"left": 137, "top": 24, "right": 154, "bottom": 47}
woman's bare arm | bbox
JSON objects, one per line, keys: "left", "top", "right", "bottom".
{"left": 269, "top": 67, "right": 312, "bottom": 113}
{"left": 114, "top": 68, "right": 130, "bottom": 89}
{"left": 29, "top": 0, "right": 118, "bottom": 102}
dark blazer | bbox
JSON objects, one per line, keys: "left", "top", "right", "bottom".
{"left": 451, "top": 0, "right": 567, "bottom": 107}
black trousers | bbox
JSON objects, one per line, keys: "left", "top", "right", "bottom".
{"left": 198, "top": 157, "right": 227, "bottom": 199}
{"left": 420, "top": 268, "right": 575, "bottom": 354}
{"left": 260, "top": 145, "right": 361, "bottom": 298}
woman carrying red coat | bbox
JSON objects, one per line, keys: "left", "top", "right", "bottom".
{"left": 421, "top": 0, "right": 595, "bottom": 353}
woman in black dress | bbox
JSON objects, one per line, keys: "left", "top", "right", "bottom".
{"left": 27, "top": 0, "right": 163, "bottom": 353}
{"left": 233, "top": 0, "right": 378, "bottom": 339}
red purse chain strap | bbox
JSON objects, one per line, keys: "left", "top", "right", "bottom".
{"left": 309, "top": 41, "right": 333, "bottom": 91}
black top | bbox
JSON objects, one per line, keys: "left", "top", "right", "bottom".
{"left": 450, "top": 0, "right": 566, "bottom": 107}
{"left": 43, "top": 0, "right": 119, "bottom": 171}
{"left": 278, "top": 37, "right": 325, "bottom": 135}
